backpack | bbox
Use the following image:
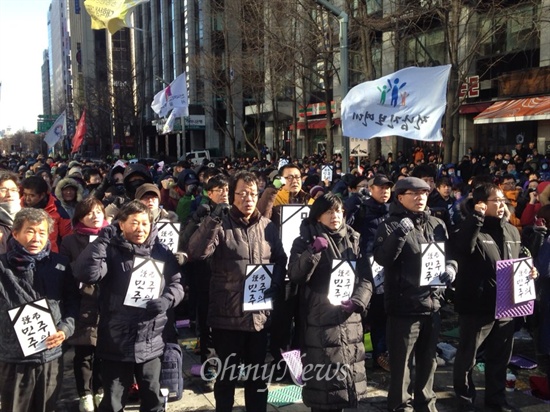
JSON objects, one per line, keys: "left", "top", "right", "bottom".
{"left": 159, "top": 342, "right": 184, "bottom": 401}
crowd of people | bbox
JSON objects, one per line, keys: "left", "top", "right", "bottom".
{"left": 0, "top": 141, "right": 549, "bottom": 412}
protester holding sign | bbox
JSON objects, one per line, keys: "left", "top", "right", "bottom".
{"left": 60, "top": 197, "right": 108, "bottom": 412}
{"left": 187, "top": 171, "right": 286, "bottom": 412}
{"left": 0, "top": 208, "right": 79, "bottom": 411}
{"left": 74, "top": 201, "right": 184, "bottom": 412}
{"left": 287, "top": 193, "right": 372, "bottom": 412}
{"left": 452, "top": 183, "right": 535, "bottom": 412}
{"left": 373, "top": 177, "right": 455, "bottom": 412}
{"left": 256, "top": 163, "right": 310, "bottom": 375}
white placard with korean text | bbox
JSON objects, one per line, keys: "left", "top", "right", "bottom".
{"left": 420, "top": 242, "right": 445, "bottom": 286}
{"left": 8, "top": 299, "right": 57, "bottom": 357}
{"left": 328, "top": 260, "right": 356, "bottom": 305}
{"left": 322, "top": 165, "right": 333, "bottom": 182}
{"left": 513, "top": 258, "right": 536, "bottom": 304}
{"left": 243, "top": 264, "right": 273, "bottom": 311}
{"left": 281, "top": 205, "right": 310, "bottom": 272}
{"left": 369, "top": 256, "right": 384, "bottom": 288}
{"left": 124, "top": 257, "right": 164, "bottom": 308}
{"left": 157, "top": 220, "right": 181, "bottom": 253}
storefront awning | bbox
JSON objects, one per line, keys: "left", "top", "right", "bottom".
{"left": 473, "top": 96, "right": 550, "bottom": 124}
{"left": 289, "top": 118, "right": 341, "bottom": 130}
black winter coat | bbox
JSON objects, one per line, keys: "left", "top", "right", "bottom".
{"left": 288, "top": 218, "right": 372, "bottom": 409}
{"left": 0, "top": 251, "right": 78, "bottom": 364}
{"left": 351, "top": 196, "right": 389, "bottom": 256}
{"left": 60, "top": 232, "right": 100, "bottom": 346}
{"left": 373, "top": 201, "right": 449, "bottom": 316}
{"left": 74, "top": 224, "right": 184, "bottom": 363}
{"left": 187, "top": 207, "right": 287, "bottom": 332}
{"left": 452, "top": 201, "right": 521, "bottom": 315}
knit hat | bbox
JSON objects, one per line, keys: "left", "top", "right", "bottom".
{"left": 309, "top": 185, "right": 325, "bottom": 199}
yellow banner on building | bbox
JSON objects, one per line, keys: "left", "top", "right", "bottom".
{"left": 84, "top": 0, "right": 149, "bottom": 34}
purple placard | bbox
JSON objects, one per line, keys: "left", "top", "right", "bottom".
{"left": 495, "top": 259, "right": 534, "bottom": 319}
{"left": 281, "top": 349, "right": 303, "bottom": 386}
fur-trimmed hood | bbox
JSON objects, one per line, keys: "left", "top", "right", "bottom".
{"left": 54, "top": 177, "right": 84, "bottom": 203}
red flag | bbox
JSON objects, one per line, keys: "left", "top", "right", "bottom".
{"left": 71, "top": 110, "right": 87, "bottom": 154}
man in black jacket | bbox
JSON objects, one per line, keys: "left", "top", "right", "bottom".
{"left": 374, "top": 177, "right": 456, "bottom": 412}
{"left": 0, "top": 208, "right": 79, "bottom": 411}
{"left": 452, "top": 183, "right": 533, "bottom": 412}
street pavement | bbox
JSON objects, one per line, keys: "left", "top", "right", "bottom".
{"left": 53, "top": 321, "right": 550, "bottom": 412}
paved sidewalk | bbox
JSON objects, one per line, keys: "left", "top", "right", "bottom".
{"left": 53, "top": 328, "right": 550, "bottom": 412}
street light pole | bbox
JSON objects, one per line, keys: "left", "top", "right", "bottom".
{"left": 313, "top": 0, "right": 349, "bottom": 172}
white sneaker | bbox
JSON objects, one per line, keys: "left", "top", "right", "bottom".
{"left": 79, "top": 394, "right": 94, "bottom": 412}
{"left": 94, "top": 392, "right": 104, "bottom": 408}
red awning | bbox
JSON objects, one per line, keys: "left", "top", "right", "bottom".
{"left": 473, "top": 96, "right": 550, "bottom": 124}
{"left": 289, "top": 118, "right": 340, "bottom": 130}
{"left": 458, "top": 102, "right": 493, "bottom": 115}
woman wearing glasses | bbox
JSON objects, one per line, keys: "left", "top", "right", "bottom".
{"left": 187, "top": 171, "right": 287, "bottom": 412}
{"left": 0, "top": 171, "right": 21, "bottom": 254}
{"left": 453, "top": 183, "right": 532, "bottom": 412}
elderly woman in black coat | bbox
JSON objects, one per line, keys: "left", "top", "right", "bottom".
{"left": 288, "top": 193, "right": 373, "bottom": 412}
{"left": 74, "top": 201, "right": 184, "bottom": 412}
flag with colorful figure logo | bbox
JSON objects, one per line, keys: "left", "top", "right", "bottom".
{"left": 151, "top": 72, "right": 189, "bottom": 119}
{"left": 43, "top": 111, "right": 67, "bottom": 149}
{"left": 84, "top": 0, "right": 149, "bottom": 35}
{"left": 341, "top": 65, "right": 451, "bottom": 142}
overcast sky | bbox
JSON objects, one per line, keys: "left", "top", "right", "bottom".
{"left": 0, "top": 0, "right": 51, "bottom": 133}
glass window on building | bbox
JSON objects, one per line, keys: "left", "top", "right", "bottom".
{"left": 475, "top": 121, "right": 537, "bottom": 155}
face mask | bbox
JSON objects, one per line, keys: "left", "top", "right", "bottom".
{"left": 1, "top": 199, "right": 21, "bottom": 215}
{"left": 128, "top": 180, "right": 145, "bottom": 192}
{"left": 114, "top": 184, "right": 126, "bottom": 195}
{"left": 87, "top": 183, "right": 100, "bottom": 191}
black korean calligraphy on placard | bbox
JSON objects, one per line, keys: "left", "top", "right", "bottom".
{"left": 328, "top": 259, "right": 356, "bottom": 305}
{"left": 243, "top": 264, "right": 273, "bottom": 311}
{"left": 512, "top": 258, "right": 536, "bottom": 304}
{"left": 8, "top": 298, "right": 57, "bottom": 357}
{"left": 157, "top": 220, "right": 181, "bottom": 253}
{"left": 123, "top": 257, "right": 164, "bottom": 308}
{"left": 420, "top": 242, "right": 445, "bottom": 286}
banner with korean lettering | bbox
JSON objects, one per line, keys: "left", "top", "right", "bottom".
{"left": 84, "top": 0, "right": 150, "bottom": 35}
{"left": 341, "top": 65, "right": 451, "bottom": 142}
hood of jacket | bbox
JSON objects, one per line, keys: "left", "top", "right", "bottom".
{"left": 54, "top": 177, "right": 84, "bottom": 203}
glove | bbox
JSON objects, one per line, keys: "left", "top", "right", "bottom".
{"left": 193, "top": 204, "right": 211, "bottom": 221}
{"left": 174, "top": 252, "right": 188, "bottom": 266}
{"left": 439, "top": 264, "right": 457, "bottom": 286}
{"left": 145, "top": 297, "right": 171, "bottom": 315}
{"left": 273, "top": 176, "right": 286, "bottom": 189}
{"left": 396, "top": 217, "right": 414, "bottom": 237}
{"left": 212, "top": 203, "right": 230, "bottom": 218}
{"left": 340, "top": 299, "right": 360, "bottom": 313}
{"left": 311, "top": 236, "right": 329, "bottom": 253}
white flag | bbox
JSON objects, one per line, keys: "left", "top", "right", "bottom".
{"left": 43, "top": 111, "right": 67, "bottom": 148}
{"left": 151, "top": 72, "right": 189, "bottom": 118}
{"left": 162, "top": 106, "right": 187, "bottom": 134}
{"left": 341, "top": 65, "right": 451, "bottom": 142}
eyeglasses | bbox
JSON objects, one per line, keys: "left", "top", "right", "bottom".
{"left": 283, "top": 175, "right": 301, "bottom": 181}
{"left": 211, "top": 187, "right": 229, "bottom": 193}
{"left": 488, "top": 198, "right": 507, "bottom": 204}
{"left": 235, "top": 191, "right": 259, "bottom": 199}
{"left": 0, "top": 188, "right": 19, "bottom": 195}
{"left": 402, "top": 191, "right": 429, "bottom": 198}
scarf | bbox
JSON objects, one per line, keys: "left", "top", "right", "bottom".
{"left": 6, "top": 236, "right": 51, "bottom": 272}
{"left": 306, "top": 219, "right": 353, "bottom": 261}
{"left": 229, "top": 205, "right": 261, "bottom": 226}
{"left": 73, "top": 220, "right": 109, "bottom": 236}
